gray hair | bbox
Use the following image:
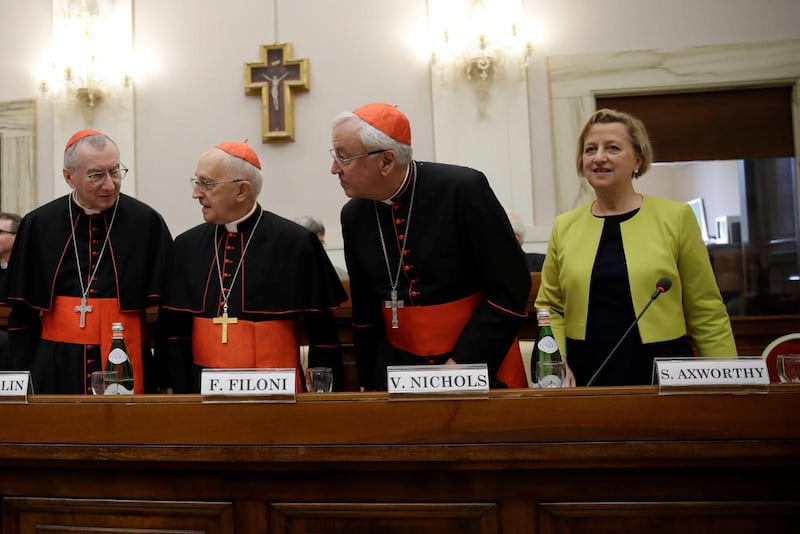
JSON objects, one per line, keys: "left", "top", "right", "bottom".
{"left": 64, "top": 134, "right": 119, "bottom": 170}
{"left": 331, "top": 111, "right": 413, "bottom": 166}
{"left": 294, "top": 215, "right": 325, "bottom": 237}
{"left": 215, "top": 148, "right": 263, "bottom": 198}
{"left": 0, "top": 212, "right": 21, "bottom": 233}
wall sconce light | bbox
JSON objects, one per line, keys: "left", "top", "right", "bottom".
{"left": 429, "top": 0, "right": 533, "bottom": 116}
{"left": 37, "top": 0, "right": 134, "bottom": 120}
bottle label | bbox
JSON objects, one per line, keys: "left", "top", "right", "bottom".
{"left": 537, "top": 336, "right": 558, "bottom": 354}
{"left": 104, "top": 380, "right": 134, "bottom": 395}
{"left": 538, "top": 374, "right": 564, "bottom": 388}
{"left": 108, "top": 348, "right": 129, "bottom": 365}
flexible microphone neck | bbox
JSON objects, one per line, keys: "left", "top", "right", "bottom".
{"left": 586, "top": 277, "right": 672, "bottom": 387}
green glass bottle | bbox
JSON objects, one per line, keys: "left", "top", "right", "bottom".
{"left": 533, "top": 308, "right": 565, "bottom": 388}
{"left": 105, "top": 322, "right": 134, "bottom": 395}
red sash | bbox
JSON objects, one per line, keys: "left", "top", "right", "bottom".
{"left": 192, "top": 317, "right": 303, "bottom": 391}
{"left": 382, "top": 293, "right": 528, "bottom": 389}
{"left": 41, "top": 297, "right": 146, "bottom": 394}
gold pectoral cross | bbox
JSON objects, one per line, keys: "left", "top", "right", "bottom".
{"left": 384, "top": 290, "right": 404, "bottom": 329}
{"left": 212, "top": 306, "right": 238, "bottom": 344}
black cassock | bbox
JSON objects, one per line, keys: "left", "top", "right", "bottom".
{"left": 3, "top": 193, "right": 172, "bottom": 394}
{"left": 161, "top": 207, "right": 347, "bottom": 393}
{"left": 341, "top": 161, "right": 531, "bottom": 390}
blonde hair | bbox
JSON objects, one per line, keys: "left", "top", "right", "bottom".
{"left": 576, "top": 108, "right": 653, "bottom": 178}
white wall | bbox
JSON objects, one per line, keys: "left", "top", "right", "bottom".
{"left": 132, "top": 0, "right": 434, "bottom": 257}
{"left": 1, "top": 0, "right": 799, "bottom": 265}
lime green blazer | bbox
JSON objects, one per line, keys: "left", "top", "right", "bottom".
{"left": 535, "top": 195, "right": 737, "bottom": 358}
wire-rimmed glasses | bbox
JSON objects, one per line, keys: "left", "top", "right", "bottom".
{"left": 329, "top": 148, "right": 387, "bottom": 166}
{"left": 189, "top": 177, "right": 245, "bottom": 193}
{"left": 84, "top": 165, "right": 128, "bottom": 185}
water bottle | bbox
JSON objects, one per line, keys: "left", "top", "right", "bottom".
{"left": 105, "top": 322, "right": 134, "bottom": 394}
{"left": 533, "top": 308, "right": 565, "bottom": 388}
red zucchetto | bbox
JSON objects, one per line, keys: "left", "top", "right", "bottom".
{"left": 64, "top": 129, "right": 106, "bottom": 152}
{"left": 352, "top": 103, "right": 411, "bottom": 146}
{"left": 215, "top": 141, "right": 261, "bottom": 169}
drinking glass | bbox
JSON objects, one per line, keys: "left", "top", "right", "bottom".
{"left": 776, "top": 354, "right": 800, "bottom": 383}
{"left": 305, "top": 367, "right": 333, "bottom": 393}
{"left": 535, "top": 361, "right": 566, "bottom": 388}
{"left": 91, "top": 371, "right": 119, "bottom": 395}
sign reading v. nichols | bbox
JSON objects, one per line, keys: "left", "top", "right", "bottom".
{"left": 387, "top": 364, "right": 490, "bottom": 394}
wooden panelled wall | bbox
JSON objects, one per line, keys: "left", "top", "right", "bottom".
{"left": 596, "top": 86, "right": 795, "bottom": 162}
{"left": 0, "top": 388, "right": 798, "bottom": 533}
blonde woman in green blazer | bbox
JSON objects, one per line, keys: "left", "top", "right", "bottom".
{"left": 535, "top": 109, "right": 736, "bottom": 387}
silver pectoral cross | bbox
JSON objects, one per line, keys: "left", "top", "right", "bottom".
{"left": 75, "top": 297, "right": 93, "bottom": 328}
{"left": 384, "top": 290, "right": 404, "bottom": 329}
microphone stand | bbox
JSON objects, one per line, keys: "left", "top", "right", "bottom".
{"left": 586, "top": 290, "right": 663, "bottom": 387}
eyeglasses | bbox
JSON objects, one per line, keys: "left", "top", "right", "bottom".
{"left": 329, "top": 148, "right": 387, "bottom": 166}
{"left": 83, "top": 165, "right": 128, "bottom": 185}
{"left": 189, "top": 177, "right": 245, "bottom": 193}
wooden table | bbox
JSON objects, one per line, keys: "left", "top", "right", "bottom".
{"left": 1, "top": 386, "right": 798, "bottom": 533}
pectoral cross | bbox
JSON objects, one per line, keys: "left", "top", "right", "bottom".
{"left": 384, "top": 290, "right": 404, "bottom": 329}
{"left": 212, "top": 306, "right": 238, "bottom": 344}
{"left": 75, "top": 297, "right": 92, "bottom": 328}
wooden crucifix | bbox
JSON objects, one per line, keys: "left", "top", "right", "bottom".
{"left": 245, "top": 43, "right": 309, "bottom": 142}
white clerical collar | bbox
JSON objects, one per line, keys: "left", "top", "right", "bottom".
{"left": 72, "top": 190, "right": 106, "bottom": 215}
{"left": 224, "top": 202, "right": 259, "bottom": 233}
{"left": 380, "top": 164, "right": 412, "bottom": 205}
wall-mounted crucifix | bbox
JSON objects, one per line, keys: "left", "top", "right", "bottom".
{"left": 245, "top": 43, "right": 309, "bottom": 142}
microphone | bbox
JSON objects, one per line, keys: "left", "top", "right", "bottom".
{"left": 586, "top": 277, "right": 672, "bottom": 387}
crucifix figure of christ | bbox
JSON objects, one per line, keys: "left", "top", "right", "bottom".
{"left": 213, "top": 306, "right": 238, "bottom": 344}
{"left": 385, "top": 290, "right": 404, "bottom": 329}
{"left": 245, "top": 43, "right": 309, "bottom": 142}
{"left": 75, "top": 296, "right": 92, "bottom": 328}
{"left": 263, "top": 71, "right": 289, "bottom": 110}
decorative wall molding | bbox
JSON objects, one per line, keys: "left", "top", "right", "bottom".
{"left": 547, "top": 39, "right": 800, "bottom": 213}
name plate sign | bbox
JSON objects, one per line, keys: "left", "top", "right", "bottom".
{"left": 0, "top": 371, "right": 31, "bottom": 403}
{"left": 387, "top": 364, "right": 489, "bottom": 395}
{"left": 200, "top": 368, "right": 296, "bottom": 398}
{"left": 655, "top": 357, "right": 769, "bottom": 387}
{"left": 0, "top": 372, "right": 30, "bottom": 396}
